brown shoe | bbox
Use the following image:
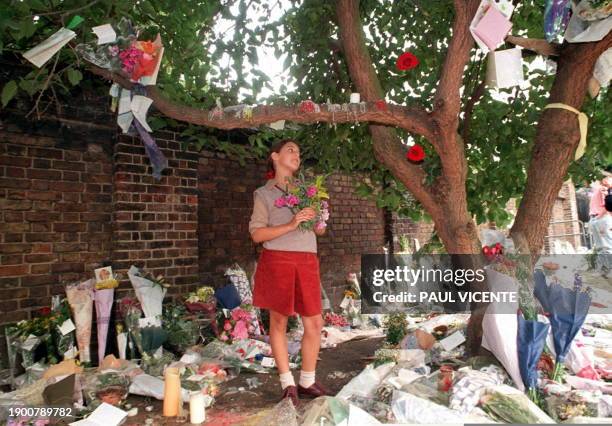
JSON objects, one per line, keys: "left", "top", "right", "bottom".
{"left": 297, "top": 382, "right": 332, "bottom": 399}
{"left": 281, "top": 385, "right": 299, "bottom": 407}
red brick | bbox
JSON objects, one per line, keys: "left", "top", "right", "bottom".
{"left": 53, "top": 222, "right": 86, "bottom": 232}
{"left": 49, "top": 181, "right": 84, "bottom": 192}
{"left": 51, "top": 262, "right": 84, "bottom": 273}
{"left": 32, "top": 243, "right": 52, "bottom": 253}
{"left": 31, "top": 264, "right": 51, "bottom": 274}
{"left": 0, "top": 264, "right": 28, "bottom": 276}
{"left": 0, "top": 178, "right": 30, "bottom": 189}
{"left": 6, "top": 167, "right": 25, "bottom": 178}
{"left": 28, "top": 147, "right": 63, "bottom": 159}
{"left": 0, "top": 156, "right": 31, "bottom": 167}
{"left": 27, "top": 169, "right": 62, "bottom": 180}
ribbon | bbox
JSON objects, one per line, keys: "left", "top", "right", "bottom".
{"left": 544, "top": 103, "right": 588, "bottom": 160}
{"left": 133, "top": 120, "right": 168, "bottom": 180}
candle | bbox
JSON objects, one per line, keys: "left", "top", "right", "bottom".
{"left": 189, "top": 391, "right": 206, "bottom": 424}
{"left": 163, "top": 367, "right": 181, "bottom": 417}
{"left": 350, "top": 93, "right": 360, "bottom": 103}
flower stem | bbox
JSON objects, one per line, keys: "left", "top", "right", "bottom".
{"left": 551, "top": 361, "right": 564, "bottom": 382}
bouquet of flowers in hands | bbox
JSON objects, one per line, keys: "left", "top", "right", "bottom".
{"left": 274, "top": 173, "right": 330, "bottom": 231}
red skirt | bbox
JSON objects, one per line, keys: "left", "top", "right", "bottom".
{"left": 253, "top": 249, "right": 322, "bottom": 317}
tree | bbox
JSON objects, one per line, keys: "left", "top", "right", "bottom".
{"left": 2, "top": 0, "right": 611, "bottom": 349}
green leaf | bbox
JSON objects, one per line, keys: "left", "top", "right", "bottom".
{"left": 1, "top": 80, "right": 18, "bottom": 107}
{"left": 66, "top": 69, "right": 82, "bottom": 86}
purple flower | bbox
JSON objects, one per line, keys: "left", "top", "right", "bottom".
{"left": 306, "top": 186, "right": 317, "bottom": 197}
{"left": 321, "top": 200, "right": 329, "bottom": 209}
{"left": 321, "top": 208, "right": 330, "bottom": 221}
{"left": 274, "top": 197, "right": 287, "bottom": 208}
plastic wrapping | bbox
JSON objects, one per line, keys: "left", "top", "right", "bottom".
{"left": 336, "top": 363, "right": 395, "bottom": 400}
{"left": 66, "top": 279, "right": 95, "bottom": 363}
{"left": 481, "top": 269, "right": 524, "bottom": 390}
{"left": 391, "top": 390, "right": 464, "bottom": 424}
{"left": 94, "top": 288, "right": 114, "bottom": 363}
{"left": 83, "top": 371, "right": 130, "bottom": 406}
{"left": 256, "top": 397, "right": 298, "bottom": 426}
{"left": 449, "top": 366, "right": 506, "bottom": 414}
{"left": 128, "top": 265, "right": 167, "bottom": 318}
{"left": 544, "top": 0, "right": 572, "bottom": 42}
{"left": 128, "top": 373, "right": 191, "bottom": 402}
{"left": 481, "top": 385, "right": 555, "bottom": 423}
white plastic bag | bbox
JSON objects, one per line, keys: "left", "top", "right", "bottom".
{"left": 336, "top": 363, "right": 395, "bottom": 400}
{"left": 129, "top": 374, "right": 190, "bottom": 402}
{"left": 391, "top": 390, "right": 465, "bottom": 424}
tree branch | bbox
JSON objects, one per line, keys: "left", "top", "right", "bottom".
{"left": 511, "top": 31, "right": 612, "bottom": 255}
{"left": 433, "top": 0, "right": 481, "bottom": 125}
{"left": 505, "top": 35, "right": 560, "bottom": 56}
{"left": 334, "top": 0, "right": 442, "bottom": 224}
{"left": 461, "top": 79, "right": 486, "bottom": 141}
{"left": 87, "top": 66, "right": 432, "bottom": 132}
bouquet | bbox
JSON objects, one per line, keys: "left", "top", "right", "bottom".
{"left": 273, "top": 173, "right": 330, "bottom": 231}
{"left": 218, "top": 307, "right": 257, "bottom": 344}
{"left": 324, "top": 312, "right": 349, "bottom": 328}
{"left": 128, "top": 265, "right": 168, "bottom": 319}
{"left": 163, "top": 304, "right": 200, "bottom": 351}
{"left": 185, "top": 286, "right": 216, "bottom": 314}
{"left": 76, "top": 18, "right": 163, "bottom": 83}
{"left": 65, "top": 279, "right": 95, "bottom": 364}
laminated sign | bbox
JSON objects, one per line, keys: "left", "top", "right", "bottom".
{"left": 470, "top": 0, "right": 514, "bottom": 52}
{"left": 486, "top": 48, "right": 524, "bottom": 89}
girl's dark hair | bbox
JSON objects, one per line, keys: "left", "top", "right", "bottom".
{"left": 266, "top": 139, "right": 297, "bottom": 179}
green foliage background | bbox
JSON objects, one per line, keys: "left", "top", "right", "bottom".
{"left": 1, "top": 0, "right": 610, "bottom": 227}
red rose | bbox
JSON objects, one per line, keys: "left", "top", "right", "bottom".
{"left": 406, "top": 144, "right": 425, "bottom": 163}
{"left": 396, "top": 52, "right": 419, "bottom": 71}
{"left": 265, "top": 170, "right": 275, "bottom": 180}
{"left": 374, "top": 100, "right": 387, "bottom": 111}
{"left": 39, "top": 307, "right": 51, "bottom": 316}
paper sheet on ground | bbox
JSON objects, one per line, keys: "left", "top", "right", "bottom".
{"left": 70, "top": 402, "right": 127, "bottom": 426}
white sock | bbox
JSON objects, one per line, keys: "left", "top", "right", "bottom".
{"left": 299, "top": 370, "right": 315, "bottom": 388}
{"left": 279, "top": 371, "right": 295, "bottom": 389}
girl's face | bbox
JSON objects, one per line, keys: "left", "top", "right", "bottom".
{"left": 272, "top": 142, "right": 300, "bottom": 174}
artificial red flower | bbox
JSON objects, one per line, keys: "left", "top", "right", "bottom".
{"left": 406, "top": 144, "right": 425, "bottom": 163}
{"left": 39, "top": 306, "right": 51, "bottom": 316}
{"left": 374, "top": 99, "right": 387, "bottom": 111}
{"left": 265, "top": 170, "right": 275, "bottom": 180}
{"left": 396, "top": 52, "right": 419, "bottom": 71}
{"left": 298, "top": 100, "right": 316, "bottom": 114}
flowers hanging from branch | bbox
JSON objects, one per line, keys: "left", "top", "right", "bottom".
{"left": 406, "top": 144, "right": 425, "bottom": 163}
{"left": 396, "top": 52, "right": 419, "bottom": 71}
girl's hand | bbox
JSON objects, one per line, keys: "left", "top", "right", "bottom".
{"left": 289, "top": 208, "right": 316, "bottom": 230}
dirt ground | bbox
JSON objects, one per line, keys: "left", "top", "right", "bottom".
{"left": 123, "top": 336, "right": 385, "bottom": 425}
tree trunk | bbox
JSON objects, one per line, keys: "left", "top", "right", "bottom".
{"left": 511, "top": 33, "right": 612, "bottom": 255}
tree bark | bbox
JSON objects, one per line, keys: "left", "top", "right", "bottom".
{"left": 511, "top": 32, "right": 612, "bottom": 255}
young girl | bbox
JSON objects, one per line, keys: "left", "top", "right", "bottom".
{"left": 249, "top": 139, "right": 330, "bottom": 406}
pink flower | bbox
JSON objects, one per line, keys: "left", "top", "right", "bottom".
{"left": 231, "top": 308, "right": 251, "bottom": 322}
{"left": 231, "top": 320, "right": 249, "bottom": 340}
{"left": 321, "top": 208, "right": 330, "bottom": 221}
{"left": 223, "top": 320, "right": 232, "bottom": 331}
{"left": 274, "top": 197, "right": 286, "bottom": 208}
{"left": 286, "top": 195, "right": 300, "bottom": 207}
{"left": 220, "top": 333, "right": 229, "bottom": 341}
{"left": 315, "top": 221, "right": 327, "bottom": 232}
{"left": 321, "top": 200, "right": 329, "bottom": 209}
{"left": 306, "top": 186, "right": 317, "bottom": 197}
